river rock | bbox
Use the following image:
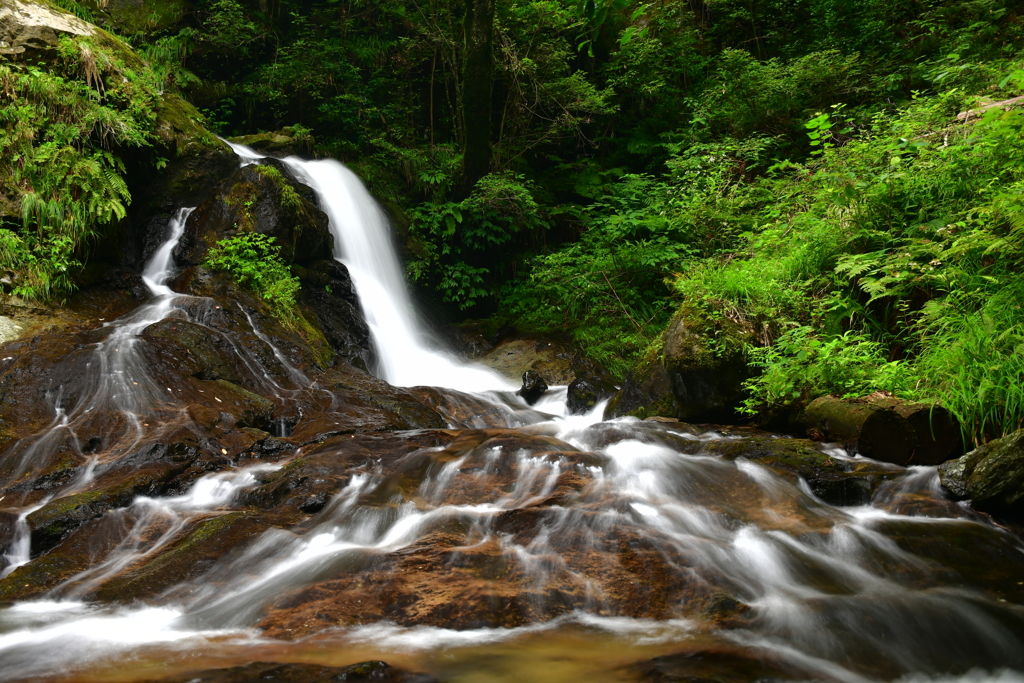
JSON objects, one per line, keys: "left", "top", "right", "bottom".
{"left": 517, "top": 369, "right": 548, "bottom": 405}
{"left": 608, "top": 304, "right": 752, "bottom": 422}
{"left": 566, "top": 374, "right": 617, "bottom": 415}
{"left": 143, "top": 661, "right": 438, "bottom": 683}
{"left": 939, "top": 430, "right": 1024, "bottom": 516}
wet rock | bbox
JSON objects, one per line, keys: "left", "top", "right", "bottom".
{"left": 0, "top": 515, "right": 122, "bottom": 600}
{"left": 144, "top": 660, "right": 438, "bottom": 683}
{"left": 608, "top": 304, "right": 752, "bottom": 422}
{"left": 241, "top": 431, "right": 455, "bottom": 512}
{"left": 143, "top": 318, "right": 245, "bottom": 383}
{"left": 517, "top": 369, "right": 548, "bottom": 405}
{"left": 92, "top": 511, "right": 302, "bottom": 603}
{"left": 0, "top": 508, "right": 15, "bottom": 548}
{"left": 634, "top": 645, "right": 821, "bottom": 683}
{"left": 939, "top": 430, "right": 1024, "bottom": 517}
{"left": 24, "top": 434, "right": 221, "bottom": 555}
{"left": 296, "top": 259, "right": 372, "bottom": 365}
{"left": 175, "top": 163, "right": 334, "bottom": 267}
{"left": 704, "top": 437, "right": 901, "bottom": 506}
{"left": 566, "top": 374, "right": 616, "bottom": 415}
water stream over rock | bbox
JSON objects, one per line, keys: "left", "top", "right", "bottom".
{"left": 0, "top": 148, "right": 1022, "bottom": 683}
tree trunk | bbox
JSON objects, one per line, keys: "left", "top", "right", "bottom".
{"left": 460, "top": 0, "right": 495, "bottom": 194}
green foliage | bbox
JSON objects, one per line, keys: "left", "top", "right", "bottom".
{"left": 408, "top": 172, "right": 549, "bottom": 310}
{"left": 740, "top": 326, "right": 918, "bottom": 414}
{"left": 205, "top": 232, "right": 300, "bottom": 321}
{"left": 0, "top": 33, "right": 160, "bottom": 299}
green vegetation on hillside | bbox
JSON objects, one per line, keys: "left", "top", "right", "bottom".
{"left": 4, "top": 0, "right": 1024, "bottom": 441}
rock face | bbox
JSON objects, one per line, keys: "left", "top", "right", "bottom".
{"left": 608, "top": 305, "right": 752, "bottom": 422}
{"left": 0, "top": 0, "right": 92, "bottom": 56}
{"left": 175, "top": 163, "right": 334, "bottom": 267}
{"left": 939, "top": 430, "right": 1024, "bottom": 517}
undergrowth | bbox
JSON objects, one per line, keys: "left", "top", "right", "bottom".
{"left": 0, "top": 33, "right": 161, "bottom": 299}
{"left": 205, "top": 232, "right": 300, "bottom": 321}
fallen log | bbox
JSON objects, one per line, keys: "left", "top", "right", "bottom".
{"left": 804, "top": 396, "right": 916, "bottom": 465}
{"left": 867, "top": 397, "right": 963, "bottom": 465}
{"left": 804, "top": 396, "right": 964, "bottom": 466}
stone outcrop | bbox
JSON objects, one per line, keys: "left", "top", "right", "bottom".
{"left": 608, "top": 304, "right": 752, "bottom": 422}
{"left": 175, "top": 163, "right": 335, "bottom": 267}
{"left": 939, "top": 429, "right": 1024, "bottom": 517}
{"left": 0, "top": 0, "right": 92, "bottom": 56}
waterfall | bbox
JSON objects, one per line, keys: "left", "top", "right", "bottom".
{"left": 222, "top": 141, "right": 515, "bottom": 394}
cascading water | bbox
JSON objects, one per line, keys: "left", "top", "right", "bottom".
{"left": 222, "top": 140, "right": 516, "bottom": 395}
{"left": 1, "top": 148, "right": 1024, "bottom": 683}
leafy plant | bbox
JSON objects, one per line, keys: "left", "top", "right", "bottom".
{"left": 205, "top": 232, "right": 300, "bottom": 322}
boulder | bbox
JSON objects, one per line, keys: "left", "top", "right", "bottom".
{"left": 866, "top": 396, "right": 963, "bottom": 464}
{"left": 566, "top": 374, "right": 617, "bottom": 415}
{"left": 517, "top": 369, "right": 548, "bottom": 405}
{"left": 174, "top": 163, "right": 334, "bottom": 267}
{"left": 608, "top": 304, "right": 752, "bottom": 422}
{"left": 939, "top": 430, "right": 1024, "bottom": 517}
{"left": 477, "top": 338, "right": 576, "bottom": 384}
{"left": 803, "top": 396, "right": 916, "bottom": 464}
{"left": 0, "top": 0, "right": 93, "bottom": 57}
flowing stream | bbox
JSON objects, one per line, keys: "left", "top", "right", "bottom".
{"left": 0, "top": 148, "right": 1023, "bottom": 683}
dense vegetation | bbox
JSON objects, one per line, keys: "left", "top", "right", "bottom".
{"left": 3, "top": 0, "right": 1024, "bottom": 442}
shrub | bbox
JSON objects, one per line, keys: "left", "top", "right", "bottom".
{"left": 205, "top": 232, "right": 300, "bottom": 321}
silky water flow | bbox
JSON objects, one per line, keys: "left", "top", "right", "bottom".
{"left": 0, "top": 145, "right": 1022, "bottom": 683}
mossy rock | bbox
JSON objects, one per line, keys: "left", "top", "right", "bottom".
{"left": 939, "top": 429, "right": 1024, "bottom": 517}
{"left": 228, "top": 126, "right": 315, "bottom": 157}
{"left": 174, "top": 163, "right": 333, "bottom": 266}
{"left": 609, "top": 303, "right": 753, "bottom": 423}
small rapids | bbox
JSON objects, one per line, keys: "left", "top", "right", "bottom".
{"left": 0, "top": 146, "right": 1023, "bottom": 683}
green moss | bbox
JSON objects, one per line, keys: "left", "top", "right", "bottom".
{"left": 255, "top": 166, "right": 302, "bottom": 210}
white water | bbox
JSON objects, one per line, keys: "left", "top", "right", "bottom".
{"left": 2, "top": 147, "right": 1023, "bottom": 683}
{"left": 222, "top": 141, "right": 516, "bottom": 394}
